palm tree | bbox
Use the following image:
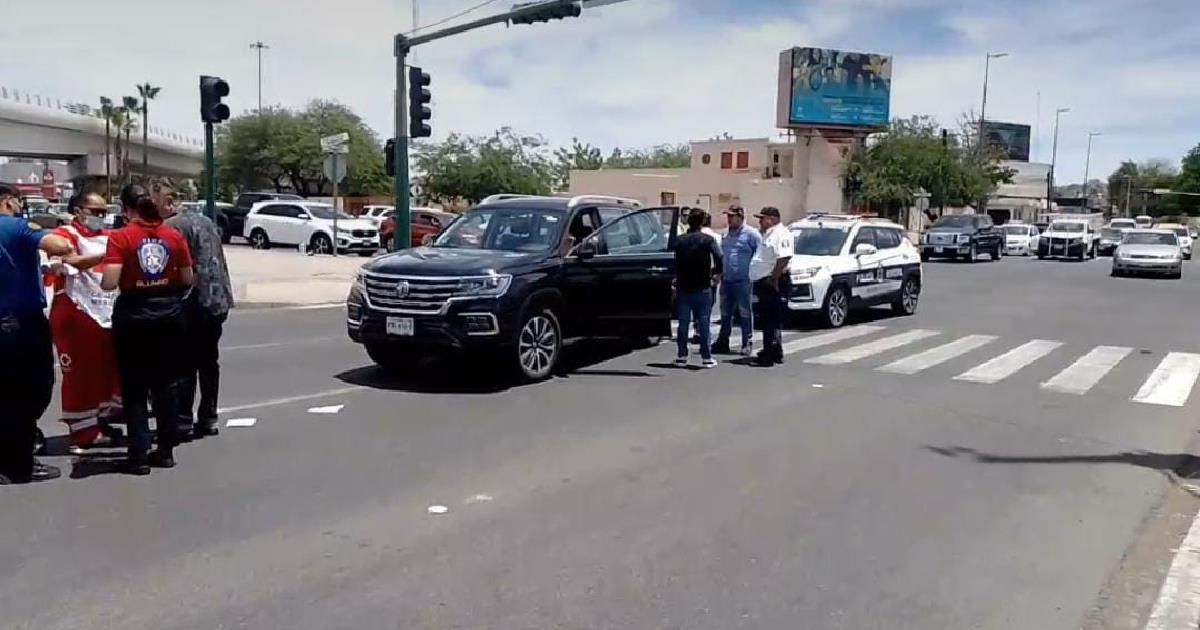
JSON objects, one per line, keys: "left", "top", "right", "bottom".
{"left": 121, "top": 96, "right": 140, "bottom": 183}
{"left": 99, "top": 97, "right": 114, "bottom": 199}
{"left": 137, "top": 83, "right": 161, "bottom": 170}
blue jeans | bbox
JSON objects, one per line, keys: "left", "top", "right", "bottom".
{"left": 716, "top": 280, "right": 753, "bottom": 349}
{"left": 676, "top": 290, "right": 714, "bottom": 360}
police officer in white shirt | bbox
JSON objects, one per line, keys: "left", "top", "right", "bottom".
{"left": 749, "top": 207, "right": 793, "bottom": 366}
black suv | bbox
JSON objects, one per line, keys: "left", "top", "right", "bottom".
{"left": 347, "top": 195, "right": 680, "bottom": 381}
{"left": 919, "top": 214, "right": 1003, "bottom": 262}
{"left": 228, "top": 191, "right": 304, "bottom": 243}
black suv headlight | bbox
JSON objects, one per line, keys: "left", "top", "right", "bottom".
{"left": 454, "top": 275, "right": 513, "bottom": 298}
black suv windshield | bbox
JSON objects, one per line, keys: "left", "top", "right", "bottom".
{"left": 792, "top": 227, "right": 849, "bottom": 256}
{"left": 434, "top": 207, "right": 565, "bottom": 252}
{"left": 933, "top": 216, "right": 975, "bottom": 229}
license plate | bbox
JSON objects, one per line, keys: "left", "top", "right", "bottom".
{"left": 386, "top": 317, "right": 414, "bottom": 336}
{"left": 934, "top": 247, "right": 943, "bottom": 253}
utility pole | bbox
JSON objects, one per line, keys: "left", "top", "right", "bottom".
{"left": 1125, "top": 174, "right": 1134, "bottom": 218}
{"left": 391, "top": 0, "right": 587, "bottom": 251}
{"left": 1047, "top": 107, "right": 1069, "bottom": 214}
{"left": 978, "top": 52, "right": 1008, "bottom": 151}
{"left": 1081, "top": 131, "right": 1102, "bottom": 207}
{"left": 249, "top": 41, "right": 269, "bottom": 115}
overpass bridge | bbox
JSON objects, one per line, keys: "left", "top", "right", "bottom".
{"left": 0, "top": 87, "right": 205, "bottom": 185}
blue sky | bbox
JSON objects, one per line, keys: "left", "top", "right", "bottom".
{"left": 2, "top": 0, "right": 1198, "bottom": 182}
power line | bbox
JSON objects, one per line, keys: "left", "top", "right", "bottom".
{"left": 407, "top": 0, "right": 502, "bottom": 35}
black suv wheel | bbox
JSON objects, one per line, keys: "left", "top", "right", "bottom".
{"left": 366, "top": 343, "right": 410, "bottom": 373}
{"left": 515, "top": 307, "right": 562, "bottom": 382}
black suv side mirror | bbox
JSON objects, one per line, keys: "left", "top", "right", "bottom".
{"left": 576, "top": 239, "right": 598, "bottom": 260}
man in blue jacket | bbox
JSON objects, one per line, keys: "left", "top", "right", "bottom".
{"left": 710, "top": 204, "right": 761, "bottom": 357}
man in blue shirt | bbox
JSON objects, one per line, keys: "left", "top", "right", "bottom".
{"left": 711, "top": 205, "right": 761, "bottom": 357}
{"left": 0, "top": 184, "right": 73, "bottom": 484}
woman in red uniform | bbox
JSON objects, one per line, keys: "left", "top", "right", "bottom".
{"left": 101, "top": 184, "right": 194, "bottom": 475}
{"left": 48, "top": 191, "right": 123, "bottom": 450}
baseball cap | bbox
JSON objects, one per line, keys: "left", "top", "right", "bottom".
{"left": 755, "top": 207, "right": 781, "bottom": 219}
{"left": 724, "top": 205, "right": 744, "bottom": 216}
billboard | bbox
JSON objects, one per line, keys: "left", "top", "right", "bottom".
{"left": 982, "top": 121, "right": 1031, "bottom": 162}
{"left": 777, "top": 47, "right": 892, "bottom": 129}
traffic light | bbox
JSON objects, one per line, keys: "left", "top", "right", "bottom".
{"left": 407, "top": 66, "right": 432, "bottom": 138}
{"left": 199, "top": 75, "right": 230, "bottom": 124}
{"left": 510, "top": 0, "right": 581, "bottom": 25}
{"left": 385, "top": 138, "right": 396, "bottom": 176}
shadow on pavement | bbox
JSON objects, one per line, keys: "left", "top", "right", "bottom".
{"left": 336, "top": 338, "right": 648, "bottom": 393}
{"left": 926, "top": 446, "right": 1200, "bottom": 482}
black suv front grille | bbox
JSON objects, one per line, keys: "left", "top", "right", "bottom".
{"left": 362, "top": 274, "right": 460, "bottom": 314}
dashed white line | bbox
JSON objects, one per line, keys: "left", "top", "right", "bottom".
{"left": 782, "top": 325, "right": 887, "bottom": 356}
{"left": 308, "top": 404, "right": 346, "bottom": 415}
{"left": 1132, "top": 353, "right": 1200, "bottom": 407}
{"left": 224, "top": 418, "right": 258, "bottom": 428}
{"left": 1041, "top": 345, "right": 1133, "bottom": 395}
{"left": 879, "top": 334, "right": 998, "bottom": 375}
{"left": 216, "top": 386, "right": 365, "bottom": 414}
{"left": 954, "top": 340, "right": 1063, "bottom": 384}
{"left": 805, "top": 329, "right": 939, "bottom": 365}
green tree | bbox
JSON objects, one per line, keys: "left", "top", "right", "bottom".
{"left": 1107, "top": 159, "right": 1183, "bottom": 217}
{"left": 215, "top": 100, "right": 390, "bottom": 197}
{"left": 844, "top": 115, "right": 1013, "bottom": 214}
{"left": 1176, "top": 144, "right": 1200, "bottom": 215}
{"left": 605, "top": 143, "right": 691, "bottom": 169}
{"left": 136, "top": 82, "right": 161, "bottom": 171}
{"left": 414, "top": 127, "right": 556, "bottom": 204}
{"left": 554, "top": 138, "right": 604, "bottom": 189}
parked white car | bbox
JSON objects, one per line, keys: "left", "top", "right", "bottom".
{"left": 360, "top": 205, "right": 394, "bottom": 227}
{"left": 1156, "top": 224, "right": 1193, "bottom": 260}
{"left": 1000, "top": 223, "right": 1039, "bottom": 256}
{"left": 244, "top": 200, "right": 379, "bottom": 256}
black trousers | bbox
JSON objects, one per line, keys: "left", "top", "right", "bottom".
{"left": 112, "top": 297, "right": 188, "bottom": 460}
{"left": 177, "top": 299, "right": 226, "bottom": 430}
{"left": 0, "top": 312, "right": 54, "bottom": 481}
{"left": 755, "top": 277, "right": 787, "bottom": 361}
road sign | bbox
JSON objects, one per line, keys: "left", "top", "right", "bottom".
{"left": 320, "top": 132, "right": 350, "bottom": 154}
{"left": 323, "top": 153, "right": 347, "bottom": 183}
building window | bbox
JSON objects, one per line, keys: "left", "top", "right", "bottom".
{"left": 720, "top": 152, "right": 732, "bottom": 169}
{"left": 660, "top": 192, "right": 676, "bottom": 205}
{"left": 701, "top": 153, "right": 712, "bottom": 165}
{"left": 736, "top": 151, "right": 749, "bottom": 169}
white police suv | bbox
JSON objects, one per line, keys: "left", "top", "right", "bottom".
{"left": 784, "top": 214, "right": 922, "bottom": 328}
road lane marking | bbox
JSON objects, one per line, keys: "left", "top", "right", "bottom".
{"left": 224, "top": 418, "right": 258, "bottom": 428}
{"left": 308, "top": 404, "right": 345, "bottom": 414}
{"left": 805, "top": 329, "right": 938, "bottom": 365}
{"left": 217, "top": 386, "right": 365, "bottom": 414}
{"left": 781, "top": 325, "right": 886, "bottom": 356}
{"left": 1144, "top": 505, "right": 1200, "bottom": 630}
{"left": 1132, "top": 353, "right": 1200, "bottom": 407}
{"left": 1041, "top": 345, "right": 1133, "bottom": 395}
{"left": 878, "top": 334, "right": 998, "bottom": 375}
{"left": 954, "top": 340, "right": 1063, "bottom": 384}
{"left": 427, "top": 505, "right": 449, "bottom": 515}
{"left": 223, "top": 335, "right": 344, "bottom": 352}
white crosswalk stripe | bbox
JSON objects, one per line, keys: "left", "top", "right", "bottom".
{"left": 1041, "top": 346, "right": 1133, "bottom": 395}
{"left": 878, "top": 335, "right": 998, "bottom": 375}
{"left": 805, "top": 329, "right": 940, "bottom": 365}
{"left": 782, "top": 325, "right": 887, "bottom": 356}
{"left": 954, "top": 340, "right": 1063, "bottom": 384}
{"left": 1132, "top": 353, "right": 1200, "bottom": 407}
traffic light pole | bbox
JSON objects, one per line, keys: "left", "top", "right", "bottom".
{"left": 393, "top": 44, "right": 411, "bottom": 252}
{"left": 390, "top": 0, "right": 583, "bottom": 252}
{"left": 204, "top": 122, "right": 216, "bottom": 222}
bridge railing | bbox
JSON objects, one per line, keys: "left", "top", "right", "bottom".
{"left": 0, "top": 86, "right": 204, "bottom": 149}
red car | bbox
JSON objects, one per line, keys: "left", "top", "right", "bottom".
{"left": 379, "top": 209, "right": 454, "bottom": 250}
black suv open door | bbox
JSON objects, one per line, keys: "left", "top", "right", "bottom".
{"left": 563, "top": 206, "right": 681, "bottom": 338}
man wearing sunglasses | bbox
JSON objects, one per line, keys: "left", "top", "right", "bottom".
{"left": 0, "top": 184, "right": 74, "bottom": 484}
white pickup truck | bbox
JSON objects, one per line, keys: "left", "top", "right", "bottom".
{"left": 1037, "top": 217, "right": 1101, "bottom": 260}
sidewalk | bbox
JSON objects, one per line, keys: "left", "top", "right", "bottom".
{"left": 226, "top": 246, "right": 370, "bottom": 307}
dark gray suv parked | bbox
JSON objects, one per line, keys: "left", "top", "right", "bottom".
{"left": 920, "top": 214, "right": 1003, "bottom": 262}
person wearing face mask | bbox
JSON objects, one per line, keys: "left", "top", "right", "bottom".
{"left": 47, "top": 191, "right": 124, "bottom": 451}
{"left": 0, "top": 184, "right": 75, "bottom": 484}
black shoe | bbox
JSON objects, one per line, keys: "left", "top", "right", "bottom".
{"left": 31, "top": 462, "right": 62, "bottom": 482}
{"left": 194, "top": 423, "right": 220, "bottom": 438}
{"left": 177, "top": 429, "right": 194, "bottom": 444}
{"left": 147, "top": 451, "right": 176, "bottom": 469}
{"left": 756, "top": 352, "right": 783, "bottom": 367}
{"left": 125, "top": 453, "right": 151, "bottom": 476}
{"left": 710, "top": 341, "right": 731, "bottom": 355}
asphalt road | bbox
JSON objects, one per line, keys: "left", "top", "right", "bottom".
{"left": 6, "top": 254, "right": 1200, "bottom": 630}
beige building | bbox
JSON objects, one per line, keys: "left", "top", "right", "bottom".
{"left": 569, "top": 134, "right": 854, "bottom": 227}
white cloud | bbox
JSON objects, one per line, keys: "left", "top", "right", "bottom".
{"left": 1, "top": 0, "right": 1197, "bottom": 183}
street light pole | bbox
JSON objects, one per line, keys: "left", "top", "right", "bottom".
{"left": 1047, "top": 107, "right": 1070, "bottom": 214}
{"left": 1082, "top": 131, "right": 1102, "bottom": 207}
{"left": 978, "top": 52, "right": 1008, "bottom": 151}
{"left": 249, "top": 41, "right": 269, "bottom": 115}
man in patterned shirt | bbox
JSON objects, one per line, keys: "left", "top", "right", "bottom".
{"left": 159, "top": 180, "right": 234, "bottom": 439}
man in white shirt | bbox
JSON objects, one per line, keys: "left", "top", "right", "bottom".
{"left": 749, "top": 207, "right": 794, "bottom": 366}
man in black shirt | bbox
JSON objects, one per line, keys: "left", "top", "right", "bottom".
{"left": 673, "top": 208, "right": 723, "bottom": 368}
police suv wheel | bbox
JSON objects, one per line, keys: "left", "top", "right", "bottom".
{"left": 821, "top": 285, "right": 849, "bottom": 328}
{"left": 515, "top": 307, "right": 561, "bottom": 382}
{"left": 892, "top": 276, "right": 919, "bottom": 316}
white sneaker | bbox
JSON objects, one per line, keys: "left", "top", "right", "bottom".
{"left": 673, "top": 357, "right": 689, "bottom": 367}
{"left": 701, "top": 358, "right": 718, "bottom": 369}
